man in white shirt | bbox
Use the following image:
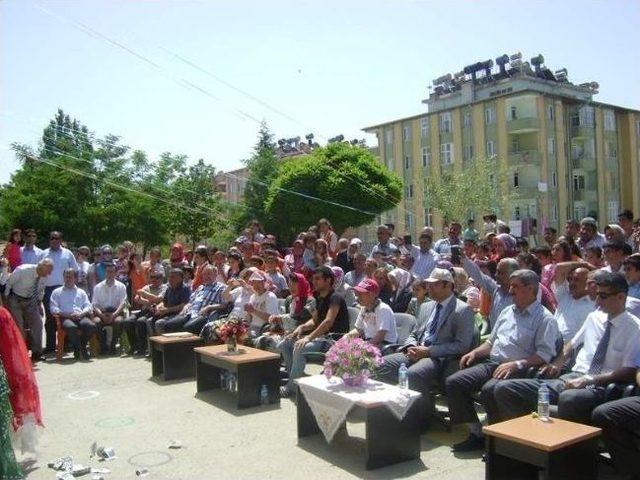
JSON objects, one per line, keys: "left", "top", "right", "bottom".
{"left": 577, "top": 217, "right": 606, "bottom": 257}
{"left": 92, "top": 263, "right": 127, "bottom": 354}
{"left": 600, "top": 241, "right": 629, "bottom": 274}
{"left": 50, "top": 268, "right": 96, "bottom": 360}
{"left": 20, "top": 229, "right": 43, "bottom": 265}
{"left": 494, "top": 271, "right": 640, "bottom": 425}
{"left": 410, "top": 232, "right": 441, "bottom": 279}
{"left": 41, "top": 231, "right": 79, "bottom": 353}
{"left": 552, "top": 264, "right": 596, "bottom": 342}
{"left": 348, "top": 278, "right": 398, "bottom": 345}
{"left": 6, "top": 259, "right": 53, "bottom": 361}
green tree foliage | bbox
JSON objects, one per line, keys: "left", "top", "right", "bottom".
{"left": 0, "top": 109, "right": 233, "bottom": 249}
{"left": 238, "top": 122, "right": 279, "bottom": 229}
{"left": 424, "top": 156, "right": 516, "bottom": 223}
{"left": 263, "top": 142, "right": 403, "bottom": 243}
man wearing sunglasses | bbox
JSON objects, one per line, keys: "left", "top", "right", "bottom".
{"left": 41, "top": 231, "right": 78, "bottom": 354}
{"left": 494, "top": 271, "right": 640, "bottom": 425}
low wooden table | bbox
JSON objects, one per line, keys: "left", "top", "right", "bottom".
{"left": 483, "top": 415, "right": 601, "bottom": 480}
{"left": 194, "top": 344, "right": 280, "bottom": 409}
{"left": 149, "top": 333, "right": 203, "bottom": 381}
{"left": 296, "top": 376, "right": 422, "bottom": 470}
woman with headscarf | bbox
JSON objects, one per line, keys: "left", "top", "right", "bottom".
{"left": 330, "top": 266, "right": 349, "bottom": 301}
{"left": 284, "top": 239, "right": 305, "bottom": 274}
{"left": 3, "top": 229, "right": 22, "bottom": 271}
{"left": 491, "top": 233, "right": 517, "bottom": 262}
{"left": 387, "top": 267, "right": 414, "bottom": 313}
{"left": 163, "top": 243, "right": 188, "bottom": 278}
{"left": 259, "top": 273, "right": 316, "bottom": 351}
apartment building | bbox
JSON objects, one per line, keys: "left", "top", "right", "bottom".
{"left": 360, "top": 53, "right": 640, "bottom": 244}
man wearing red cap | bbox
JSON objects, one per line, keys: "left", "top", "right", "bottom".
{"left": 346, "top": 278, "right": 398, "bottom": 346}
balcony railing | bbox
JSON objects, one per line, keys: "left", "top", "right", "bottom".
{"left": 507, "top": 117, "right": 540, "bottom": 133}
{"left": 508, "top": 150, "right": 540, "bottom": 166}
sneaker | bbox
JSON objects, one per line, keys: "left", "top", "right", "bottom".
{"left": 451, "top": 434, "right": 484, "bottom": 452}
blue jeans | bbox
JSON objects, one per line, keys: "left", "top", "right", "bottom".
{"left": 278, "top": 336, "right": 329, "bottom": 392}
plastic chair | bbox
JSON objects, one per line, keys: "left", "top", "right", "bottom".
{"left": 54, "top": 314, "right": 99, "bottom": 360}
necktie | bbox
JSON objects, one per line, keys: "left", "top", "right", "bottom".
{"left": 588, "top": 320, "right": 611, "bottom": 375}
{"left": 422, "top": 303, "right": 443, "bottom": 346}
{"left": 29, "top": 274, "right": 41, "bottom": 306}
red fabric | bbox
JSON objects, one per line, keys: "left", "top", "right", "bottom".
{"left": 540, "top": 282, "right": 557, "bottom": 314}
{"left": 170, "top": 243, "right": 185, "bottom": 263}
{"left": 4, "top": 243, "right": 22, "bottom": 271}
{"left": 0, "top": 307, "right": 43, "bottom": 430}
{"left": 291, "top": 273, "right": 312, "bottom": 316}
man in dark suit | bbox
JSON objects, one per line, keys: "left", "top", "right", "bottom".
{"left": 377, "top": 268, "right": 476, "bottom": 421}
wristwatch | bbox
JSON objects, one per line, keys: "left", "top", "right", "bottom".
{"left": 515, "top": 360, "right": 525, "bottom": 370}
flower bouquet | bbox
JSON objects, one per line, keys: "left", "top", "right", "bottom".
{"left": 323, "top": 336, "right": 383, "bottom": 387}
{"left": 218, "top": 317, "right": 248, "bottom": 353}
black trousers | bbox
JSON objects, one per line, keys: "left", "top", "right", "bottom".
{"left": 43, "top": 285, "right": 61, "bottom": 351}
{"left": 122, "top": 310, "right": 153, "bottom": 352}
{"left": 445, "top": 361, "right": 528, "bottom": 426}
{"left": 592, "top": 396, "right": 640, "bottom": 479}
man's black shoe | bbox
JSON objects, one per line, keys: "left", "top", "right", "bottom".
{"left": 451, "top": 434, "right": 484, "bottom": 452}
{"left": 73, "top": 349, "right": 80, "bottom": 359}
{"left": 80, "top": 347, "right": 90, "bottom": 360}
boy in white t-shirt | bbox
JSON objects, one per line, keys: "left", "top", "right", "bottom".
{"left": 348, "top": 278, "right": 398, "bottom": 345}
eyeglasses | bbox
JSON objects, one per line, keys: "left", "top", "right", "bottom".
{"left": 50, "top": 237, "right": 61, "bottom": 240}
{"left": 596, "top": 291, "right": 621, "bottom": 299}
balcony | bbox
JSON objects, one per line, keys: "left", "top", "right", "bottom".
{"left": 570, "top": 125, "right": 594, "bottom": 139}
{"left": 507, "top": 117, "right": 540, "bottom": 133}
{"left": 573, "top": 190, "right": 597, "bottom": 202}
{"left": 509, "top": 150, "right": 540, "bottom": 166}
{"left": 571, "top": 155, "right": 596, "bottom": 170}
{"left": 512, "top": 185, "right": 539, "bottom": 198}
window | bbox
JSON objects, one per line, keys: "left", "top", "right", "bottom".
{"left": 551, "top": 171, "right": 557, "bottom": 188}
{"left": 546, "top": 105, "right": 554, "bottom": 121}
{"left": 573, "top": 173, "right": 585, "bottom": 190}
{"left": 421, "top": 146, "right": 431, "bottom": 167}
{"left": 606, "top": 141, "right": 617, "bottom": 158}
{"left": 571, "top": 106, "right": 595, "bottom": 127}
{"left": 485, "top": 106, "right": 496, "bottom": 125}
{"left": 511, "top": 137, "right": 520, "bottom": 152}
{"left": 386, "top": 157, "right": 394, "bottom": 170}
{"left": 404, "top": 155, "right": 411, "bottom": 169}
{"left": 424, "top": 208, "right": 433, "bottom": 227}
{"left": 547, "top": 137, "right": 556, "bottom": 156}
{"left": 604, "top": 110, "right": 615, "bottom": 131}
{"left": 405, "top": 184, "right": 414, "bottom": 199}
{"left": 607, "top": 200, "right": 619, "bottom": 223}
{"left": 385, "top": 129, "right": 393, "bottom": 145}
{"left": 513, "top": 172, "right": 519, "bottom": 188}
{"left": 510, "top": 106, "right": 517, "bottom": 120}
{"left": 421, "top": 117, "right": 429, "bottom": 138}
{"left": 463, "top": 112, "right": 472, "bottom": 127}
{"left": 486, "top": 140, "right": 496, "bottom": 157}
{"left": 514, "top": 206, "right": 521, "bottom": 220}
{"left": 439, "top": 112, "right": 452, "bottom": 133}
{"left": 463, "top": 145, "right": 473, "bottom": 161}
{"left": 405, "top": 213, "right": 414, "bottom": 230}
{"left": 574, "top": 205, "right": 586, "bottom": 220}
{"left": 571, "top": 143, "right": 583, "bottom": 160}
{"left": 551, "top": 203, "right": 558, "bottom": 222}
{"left": 441, "top": 143, "right": 453, "bottom": 165}
{"left": 403, "top": 125, "right": 411, "bottom": 141}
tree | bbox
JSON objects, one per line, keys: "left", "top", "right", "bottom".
{"left": 167, "top": 159, "right": 225, "bottom": 249}
{"left": 424, "top": 156, "right": 517, "bottom": 223}
{"left": 238, "top": 122, "right": 279, "bottom": 229}
{"left": 263, "top": 142, "right": 403, "bottom": 243}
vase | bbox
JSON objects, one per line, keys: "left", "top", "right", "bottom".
{"left": 226, "top": 336, "right": 237, "bottom": 353}
{"left": 342, "top": 373, "right": 368, "bottom": 387}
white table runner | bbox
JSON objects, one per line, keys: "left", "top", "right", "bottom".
{"left": 297, "top": 375, "right": 421, "bottom": 442}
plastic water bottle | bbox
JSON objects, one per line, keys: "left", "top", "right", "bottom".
{"left": 260, "top": 384, "right": 269, "bottom": 405}
{"left": 398, "top": 363, "right": 409, "bottom": 389}
{"left": 538, "top": 383, "right": 550, "bottom": 421}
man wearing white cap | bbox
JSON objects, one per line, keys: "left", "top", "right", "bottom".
{"left": 244, "top": 270, "right": 280, "bottom": 338}
{"left": 378, "top": 268, "right": 475, "bottom": 424}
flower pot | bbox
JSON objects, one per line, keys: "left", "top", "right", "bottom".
{"left": 342, "top": 374, "right": 368, "bottom": 387}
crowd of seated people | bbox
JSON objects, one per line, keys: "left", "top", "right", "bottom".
{"left": 2, "top": 211, "right": 640, "bottom": 478}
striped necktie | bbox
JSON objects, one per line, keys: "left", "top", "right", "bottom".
{"left": 29, "top": 274, "right": 41, "bottom": 306}
{"left": 421, "top": 303, "right": 443, "bottom": 346}
{"left": 588, "top": 320, "right": 611, "bottom": 375}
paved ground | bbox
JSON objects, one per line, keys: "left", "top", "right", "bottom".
{"left": 18, "top": 354, "right": 624, "bottom": 480}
